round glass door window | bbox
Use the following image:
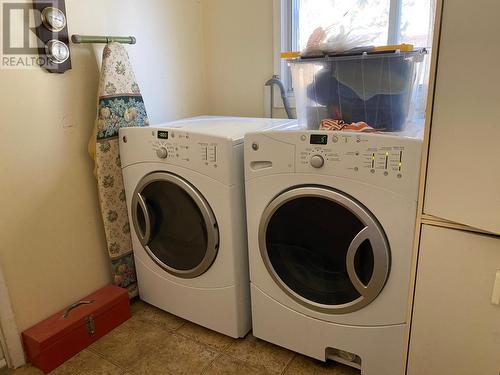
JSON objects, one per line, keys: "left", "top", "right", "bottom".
{"left": 132, "top": 172, "right": 219, "bottom": 279}
{"left": 259, "top": 186, "right": 390, "bottom": 314}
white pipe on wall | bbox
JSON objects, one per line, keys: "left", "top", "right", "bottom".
{"left": 0, "top": 345, "right": 5, "bottom": 368}
{"left": 0, "top": 262, "right": 25, "bottom": 369}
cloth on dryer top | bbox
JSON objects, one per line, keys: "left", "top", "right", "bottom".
{"left": 88, "top": 43, "right": 150, "bottom": 298}
{"left": 320, "top": 119, "right": 377, "bottom": 132}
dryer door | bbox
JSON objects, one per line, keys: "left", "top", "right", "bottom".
{"left": 132, "top": 172, "right": 219, "bottom": 279}
{"left": 259, "top": 186, "right": 390, "bottom": 314}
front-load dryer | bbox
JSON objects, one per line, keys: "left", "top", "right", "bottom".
{"left": 119, "top": 117, "right": 297, "bottom": 338}
{"left": 244, "top": 130, "right": 422, "bottom": 373}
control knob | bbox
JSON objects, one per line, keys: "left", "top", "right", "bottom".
{"left": 156, "top": 147, "right": 168, "bottom": 159}
{"left": 310, "top": 155, "right": 325, "bottom": 169}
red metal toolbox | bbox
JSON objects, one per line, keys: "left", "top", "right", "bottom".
{"left": 22, "top": 285, "right": 131, "bottom": 374}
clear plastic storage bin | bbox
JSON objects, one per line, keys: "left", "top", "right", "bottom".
{"left": 289, "top": 50, "right": 427, "bottom": 131}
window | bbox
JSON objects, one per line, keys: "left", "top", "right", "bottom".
{"left": 274, "top": 0, "right": 436, "bottom": 100}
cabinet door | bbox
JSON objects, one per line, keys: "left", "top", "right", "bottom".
{"left": 424, "top": 0, "right": 500, "bottom": 234}
{"left": 408, "top": 225, "right": 500, "bottom": 375}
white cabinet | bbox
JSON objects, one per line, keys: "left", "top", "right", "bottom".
{"left": 408, "top": 225, "right": 500, "bottom": 375}
{"left": 423, "top": 0, "right": 500, "bottom": 234}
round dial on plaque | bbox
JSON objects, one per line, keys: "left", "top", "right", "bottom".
{"left": 41, "top": 7, "right": 67, "bottom": 32}
{"left": 46, "top": 40, "right": 70, "bottom": 64}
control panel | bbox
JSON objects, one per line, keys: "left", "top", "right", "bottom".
{"left": 120, "top": 127, "right": 236, "bottom": 185}
{"left": 296, "top": 132, "right": 415, "bottom": 179}
{"left": 151, "top": 129, "right": 221, "bottom": 168}
{"left": 245, "top": 131, "right": 422, "bottom": 197}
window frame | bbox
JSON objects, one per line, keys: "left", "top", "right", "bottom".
{"left": 272, "top": 0, "right": 404, "bottom": 108}
{"left": 272, "top": 0, "right": 297, "bottom": 108}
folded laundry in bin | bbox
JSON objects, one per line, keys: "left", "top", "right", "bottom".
{"left": 320, "top": 119, "right": 377, "bottom": 132}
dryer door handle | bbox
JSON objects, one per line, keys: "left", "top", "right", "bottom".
{"left": 136, "top": 193, "right": 152, "bottom": 246}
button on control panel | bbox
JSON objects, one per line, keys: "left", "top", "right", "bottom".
{"left": 156, "top": 147, "right": 168, "bottom": 159}
{"left": 310, "top": 155, "right": 325, "bottom": 169}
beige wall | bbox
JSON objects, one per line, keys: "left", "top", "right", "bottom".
{"left": 0, "top": 0, "right": 279, "bottom": 333}
{"left": 202, "top": 0, "right": 276, "bottom": 118}
{"left": 0, "top": 0, "right": 206, "bottom": 331}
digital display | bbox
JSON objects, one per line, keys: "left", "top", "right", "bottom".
{"left": 157, "top": 131, "right": 169, "bottom": 140}
{"left": 310, "top": 134, "right": 328, "bottom": 145}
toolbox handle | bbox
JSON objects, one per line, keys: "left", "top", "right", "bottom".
{"left": 62, "top": 300, "right": 95, "bottom": 319}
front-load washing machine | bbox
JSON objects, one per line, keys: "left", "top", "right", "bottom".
{"left": 119, "top": 116, "right": 297, "bottom": 338}
{"left": 244, "top": 130, "right": 422, "bottom": 373}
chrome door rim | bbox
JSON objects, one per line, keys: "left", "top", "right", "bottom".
{"left": 132, "top": 172, "right": 219, "bottom": 279}
{"left": 258, "top": 186, "right": 390, "bottom": 314}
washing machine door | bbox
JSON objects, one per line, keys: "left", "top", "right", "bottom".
{"left": 131, "top": 172, "right": 219, "bottom": 279}
{"left": 259, "top": 186, "right": 390, "bottom": 314}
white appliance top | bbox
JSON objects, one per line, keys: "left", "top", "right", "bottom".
{"left": 153, "top": 116, "right": 298, "bottom": 143}
{"left": 119, "top": 117, "right": 297, "bottom": 185}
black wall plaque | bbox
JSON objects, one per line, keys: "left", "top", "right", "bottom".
{"left": 33, "top": 0, "right": 71, "bottom": 73}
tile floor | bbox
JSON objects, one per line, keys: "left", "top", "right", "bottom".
{"left": 1, "top": 300, "right": 359, "bottom": 375}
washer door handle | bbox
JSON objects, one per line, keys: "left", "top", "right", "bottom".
{"left": 347, "top": 225, "right": 390, "bottom": 302}
{"left": 346, "top": 227, "right": 370, "bottom": 296}
{"left": 136, "top": 193, "right": 152, "bottom": 246}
